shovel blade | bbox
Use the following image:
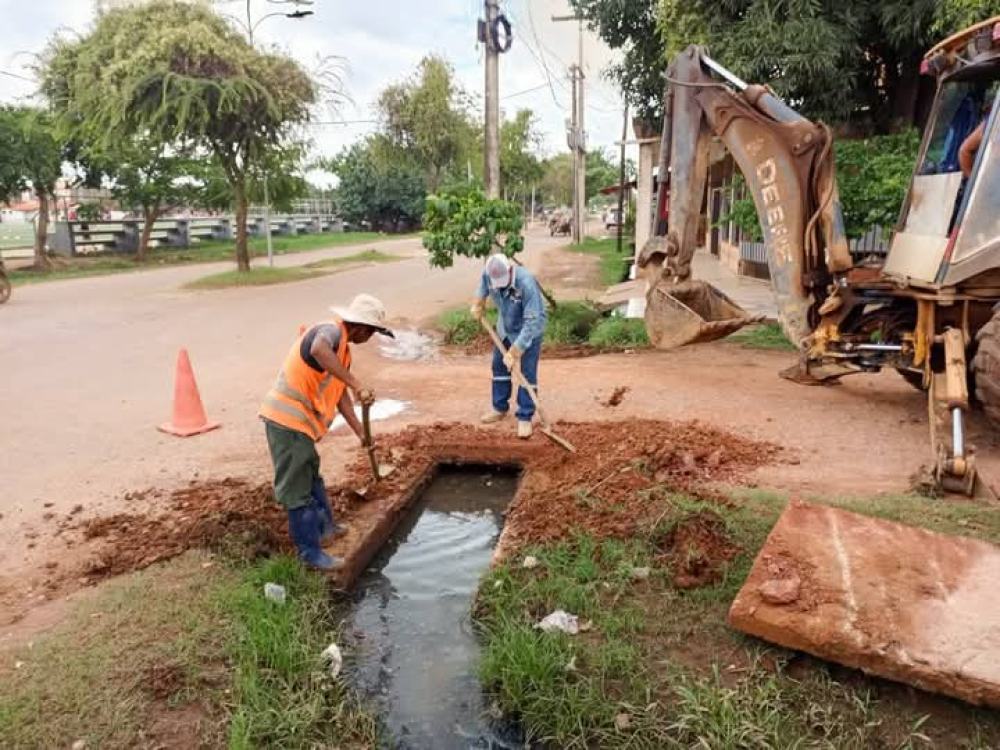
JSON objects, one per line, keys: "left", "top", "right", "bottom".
{"left": 645, "top": 280, "right": 765, "bottom": 349}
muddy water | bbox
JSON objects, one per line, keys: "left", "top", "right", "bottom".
{"left": 345, "top": 466, "right": 523, "bottom": 749}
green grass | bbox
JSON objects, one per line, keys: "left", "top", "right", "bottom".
{"left": 436, "top": 300, "right": 650, "bottom": 350}
{"left": 570, "top": 237, "right": 633, "bottom": 287}
{"left": 475, "top": 490, "right": 1000, "bottom": 748}
{"left": 0, "top": 552, "right": 376, "bottom": 749}
{"left": 8, "top": 231, "right": 406, "bottom": 286}
{"left": 184, "top": 249, "right": 405, "bottom": 290}
{"left": 726, "top": 323, "right": 796, "bottom": 351}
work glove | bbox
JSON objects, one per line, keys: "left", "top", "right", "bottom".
{"left": 356, "top": 388, "right": 376, "bottom": 407}
{"left": 470, "top": 299, "right": 485, "bottom": 322}
{"left": 503, "top": 345, "right": 523, "bottom": 372}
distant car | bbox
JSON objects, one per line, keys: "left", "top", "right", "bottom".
{"left": 603, "top": 208, "right": 622, "bottom": 230}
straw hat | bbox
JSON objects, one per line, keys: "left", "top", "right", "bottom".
{"left": 330, "top": 294, "right": 394, "bottom": 338}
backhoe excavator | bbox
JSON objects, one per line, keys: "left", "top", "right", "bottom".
{"left": 640, "top": 17, "right": 1000, "bottom": 495}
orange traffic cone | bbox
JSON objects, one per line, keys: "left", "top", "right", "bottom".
{"left": 158, "top": 348, "right": 221, "bottom": 437}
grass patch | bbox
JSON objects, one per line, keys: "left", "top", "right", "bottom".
{"left": 9, "top": 231, "right": 406, "bottom": 285}
{"left": 0, "top": 551, "right": 376, "bottom": 749}
{"left": 436, "top": 300, "right": 650, "bottom": 350}
{"left": 726, "top": 323, "right": 796, "bottom": 351}
{"left": 184, "top": 249, "right": 405, "bottom": 290}
{"left": 570, "top": 237, "right": 633, "bottom": 287}
{"left": 475, "top": 490, "right": 1000, "bottom": 748}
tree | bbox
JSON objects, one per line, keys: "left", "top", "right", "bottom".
{"left": 41, "top": 1, "right": 318, "bottom": 272}
{"left": 324, "top": 140, "right": 426, "bottom": 233}
{"left": 500, "top": 109, "right": 544, "bottom": 201}
{"left": 576, "top": 0, "right": 1000, "bottom": 132}
{"left": 0, "top": 107, "right": 61, "bottom": 270}
{"left": 422, "top": 187, "right": 525, "bottom": 268}
{"left": 584, "top": 149, "right": 620, "bottom": 204}
{"left": 540, "top": 153, "right": 573, "bottom": 207}
{"left": 376, "top": 55, "right": 478, "bottom": 190}
{"left": 101, "top": 140, "right": 201, "bottom": 260}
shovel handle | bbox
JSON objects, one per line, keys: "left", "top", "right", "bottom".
{"left": 479, "top": 318, "right": 551, "bottom": 427}
{"left": 361, "top": 401, "right": 380, "bottom": 481}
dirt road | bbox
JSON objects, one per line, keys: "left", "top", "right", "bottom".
{"left": 3, "top": 229, "right": 999, "bottom": 630}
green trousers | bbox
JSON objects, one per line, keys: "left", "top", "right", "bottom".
{"left": 264, "top": 420, "right": 319, "bottom": 510}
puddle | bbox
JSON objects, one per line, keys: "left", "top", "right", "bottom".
{"left": 379, "top": 329, "right": 438, "bottom": 361}
{"left": 345, "top": 466, "right": 524, "bottom": 749}
{"left": 329, "top": 399, "right": 409, "bottom": 432}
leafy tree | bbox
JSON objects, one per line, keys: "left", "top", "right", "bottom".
{"left": 0, "top": 107, "right": 62, "bottom": 270}
{"left": 540, "top": 153, "right": 573, "bottom": 207}
{"left": 41, "top": 1, "right": 318, "bottom": 272}
{"left": 324, "top": 140, "right": 425, "bottom": 232}
{"left": 376, "top": 55, "right": 478, "bottom": 190}
{"left": 585, "top": 149, "right": 621, "bottom": 204}
{"left": 422, "top": 188, "right": 524, "bottom": 269}
{"left": 500, "top": 109, "right": 544, "bottom": 201}
{"left": 576, "top": 0, "right": 1000, "bottom": 132}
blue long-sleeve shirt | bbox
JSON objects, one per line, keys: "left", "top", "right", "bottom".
{"left": 476, "top": 264, "right": 547, "bottom": 351}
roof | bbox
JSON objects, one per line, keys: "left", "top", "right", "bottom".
{"left": 599, "top": 181, "right": 637, "bottom": 195}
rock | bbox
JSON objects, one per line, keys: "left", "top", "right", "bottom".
{"left": 614, "top": 712, "right": 632, "bottom": 731}
{"left": 706, "top": 449, "right": 724, "bottom": 469}
{"left": 535, "top": 610, "right": 579, "bottom": 635}
{"left": 72, "top": 741, "right": 87, "bottom": 750}
{"left": 631, "top": 566, "right": 651, "bottom": 581}
{"left": 759, "top": 575, "right": 800, "bottom": 605}
{"left": 522, "top": 555, "right": 540, "bottom": 569}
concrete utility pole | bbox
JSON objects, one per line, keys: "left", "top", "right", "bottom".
{"left": 483, "top": 0, "right": 501, "bottom": 198}
{"left": 617, "top": 99, "right": 629, "bottom": 255}
{"left": 553, "top": 12, "right": 586, "bottom": 243}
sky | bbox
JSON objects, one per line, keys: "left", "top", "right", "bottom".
{"left": 0, "top": 0, "right": 631, "bottom": 188}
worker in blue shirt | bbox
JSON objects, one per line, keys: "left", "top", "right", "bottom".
{"left": 471, "top": 254, "right": 548, "bottom": 438}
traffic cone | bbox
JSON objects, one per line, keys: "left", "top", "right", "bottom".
{"left": 158, "top": 348, "right": 221, "bottom": 437}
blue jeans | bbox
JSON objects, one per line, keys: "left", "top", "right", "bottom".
{"left": 492, "top": 336, "right": 541, "bottom": 422}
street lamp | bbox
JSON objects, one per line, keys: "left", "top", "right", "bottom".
{"left": 224, "top": 0, "right": 315, "bottom": 267}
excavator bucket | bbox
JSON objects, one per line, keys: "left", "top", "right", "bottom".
{"left": 645, "top": 280, "right": 767, "bottom": 349}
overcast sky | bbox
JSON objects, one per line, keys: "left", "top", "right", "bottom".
{"left": 0, "top": 0, "right": 631, "bottom": 187}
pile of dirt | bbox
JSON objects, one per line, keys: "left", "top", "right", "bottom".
{"left": 55, "top": 419, "right": 779, "bottom": 589}
{"left": 654, "top": 510, "right": 741, "bottom": 589}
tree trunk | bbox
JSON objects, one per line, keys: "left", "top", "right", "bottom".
{"left": 138, "top": 205, "right": 158, "bottom": 263}
{"left": 234, "top": 180, "right": 250, "bottom": 272}
{"left": 33, "top": 191, "right": 50, "bottom": 271}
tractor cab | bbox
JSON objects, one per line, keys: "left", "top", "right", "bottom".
{"left": 883, "top": 18, "right": 1000, "bottom": 289}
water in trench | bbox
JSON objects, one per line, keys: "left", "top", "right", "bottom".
{"left": 344, "top": 465, "right": 524, "bottom": 749}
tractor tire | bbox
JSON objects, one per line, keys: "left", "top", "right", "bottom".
{"left": 973, "top": 311, "right": 1000, "bottom": 426}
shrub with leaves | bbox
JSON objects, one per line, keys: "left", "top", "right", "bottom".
{"left": 422, "top": 187, "right": 525, "bottom": 269}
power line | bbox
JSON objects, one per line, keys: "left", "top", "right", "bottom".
{"left": 0, "top": 70, "right": 33, "bottom": 84}
{"left": 501, "top": 82, "right": 551, "bottom": 100}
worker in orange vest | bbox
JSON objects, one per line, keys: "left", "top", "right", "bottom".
{"left": 259, "top": 294, "right": 393, "bottom": 570}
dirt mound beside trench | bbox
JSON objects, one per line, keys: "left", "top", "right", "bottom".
{"left": 54, "top": 420, "right": 779, "bottom": 589}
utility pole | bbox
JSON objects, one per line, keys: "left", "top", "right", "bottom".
{"left": 617, "top": 99, "right": 629, "bottom": 255}
{"left": 483, "top": 0, "right": 501, "bottom": 198}
{"left": 553, "top": 12, "right": 586, "bottom": 243}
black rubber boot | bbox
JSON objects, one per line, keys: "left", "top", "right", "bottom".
{"left": 287, "top": 506, "right": 343, "bottom": 570}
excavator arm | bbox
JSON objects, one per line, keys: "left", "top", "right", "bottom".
{"left": 639, "top": 46, "right": 854, "bottom": 349}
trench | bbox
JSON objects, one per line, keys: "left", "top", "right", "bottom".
{"left": 343, "top": 464, "right": 525, "bottom": 749}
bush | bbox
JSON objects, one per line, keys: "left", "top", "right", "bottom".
{"left": 437, "top": 307, "right": 496, "bottom": 345}
{"left": 546, "top": 301, "right": 603, "bottom": 345}
{"left": 588, "top": 315, "right": 650, "bottom": 347}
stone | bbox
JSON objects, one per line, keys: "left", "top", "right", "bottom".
{"left": 730, "top": 500, "right": 1000, "bottom": 708}
{"left": 759, "top": 575, "right": 800, "bottom": 605}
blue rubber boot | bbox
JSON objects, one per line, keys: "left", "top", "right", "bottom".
{"left": 287, "top": 506, "right": 343, "bottom": 571}
{"left": 312, "top": 477, "right": 348, "bottom": 544}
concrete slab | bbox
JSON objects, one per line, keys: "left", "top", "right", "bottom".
{"left": 729, "top": 500, "right": 1000, "bottom": 707}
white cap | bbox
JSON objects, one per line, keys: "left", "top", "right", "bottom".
{"left": 330, "top": 293, "right": 394, "bottom": 338}
{"left": 486, "top": 254, "right": 514, "bottom": 289}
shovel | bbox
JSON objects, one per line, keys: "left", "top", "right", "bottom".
{"left": 479, "top": 318, "right": 576, "bottom": 453}
{"left": 354, "top": 400, "right": 396, "bottom": 498}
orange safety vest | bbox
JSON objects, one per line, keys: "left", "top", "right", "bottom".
{"left": 258, "top": 321, "right": 352, "bottom": 442}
